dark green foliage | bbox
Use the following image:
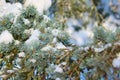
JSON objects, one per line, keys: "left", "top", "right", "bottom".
{"left": 94, "top": 27, "right": 107, "bottom": 44}
{"left": 21, "top": 6, "right": 37, "bottom": 19}
{"left": 94, "top": 26, "right": 119, "bottom": 45}
{"left": 0, "top": 14, "right": 14, "bottom": 33}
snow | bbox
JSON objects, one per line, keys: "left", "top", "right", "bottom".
{"left": 56, "top": 42, "right": 66, "bottom": 49}
{"left": 66, "top": 18, "right": 94, "bottom": 46}
{"left": 23, "top": 18, "right": 30, "bottom": 25}
{"left": 0, "top": 0, "right": 51, "bottom": 17}
{"left": 18, "top": 52, "right": 26, "bottom": 57}
{"left": 14, "top": 40, "right": 20, "bottom": 45}
{"left": 67, "top": 18, "right": 82, "bottom": 28}
{"left": 55, "top": 78, "right": 61, "bottom": 80}
{"left": 60, "top": 62, "right": 66, "bottom": 65}
{"left": 0, "top": 1, "right": 120, "bottom": 79}
{"left": 31, "top": 29, "right": 40, "bottom": 37}
{"left": 54, "top": 65, "right": 63, "bottom": 73}
{"left": 24, "top": 0, "right": 44, "bottom": 14}
{"left": 117, "top": 53, "right": 120, "bottom": 59}
{"left": 24, "top": 28, "right": 34, "bottom": 34}
{"left": 53, "top": 62, "right": 67, "bottom": 73}
{"left": 13, "top": 68, "right": 19, "bottom": 71}
{"left": 94, "top": 47, "right": 105, "bottom": 53}
{"left": 102, "top": 15, "right": 118, "bottom": 32}
{"left": 29, "top": 59, "right": 36, "bottom": 63}
{"left": 68, "top": 30, "right": 93, "bottom": 46}
{"left": 7, "top": 70, "right": 14, "bottom": 73}
{"left": 94, "top": 43, "right": 112, "bottom": 53}
{"left": 112, "top": 53, "right": 120, "bottom": 68}
{"left": 25, "top": 36, "right": 40, "bottom": 49}
{"left": 5, "top": 55, "right": 11, "bottom": 59}
{"left": 52, "top": 37, "right": 57, "bottom": 43}
{"left": 25, "top": 29, "right": 40, "bottom": 50}
{"left": 16, "top": 58, "right": 22, "bottom": 63}
{"left": 0, "top": 2, "right": 22, "bottom": 17}
{"left": 43, "top": 0, "right": 52, "bottom": 11}
{"left": 0, "top": 30, "right": 14, "bottom": 44}
{"left": 0, "top": 0, "right": 6, "bottom": 5}
{"left": 43, "top": 15, "right": 50, "bottom": 23}
{"left": 0, "top": 71, "right": 3, "bottom": 75}
{"left": 0, "top": 74, "right": 7, "bottom": 78}
{"left": 24, "top": 0, "right": 51, "bottom": 14}
{"left": 52, "top": 29, "right": 60, "bottom": 36}
{"left": 41, "top": 44, "right": 53, "bottom": 51}
{"left": 112, "top": 58, "right": 120, "bottom": 68}
{"left": 84, "top": 46, "right": 90, "bottom": 51}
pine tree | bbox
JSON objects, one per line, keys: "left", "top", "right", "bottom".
{"left": 0, "top": 0, "right": 120, "bottom": 80}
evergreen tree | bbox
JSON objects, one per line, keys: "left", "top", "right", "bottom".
{"left": 0, "top": 0, "right": 120, "bottom": 80}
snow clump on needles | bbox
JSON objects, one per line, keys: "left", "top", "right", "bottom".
{"left": 24, "top": 0, "right": 52, "bottom": 14}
